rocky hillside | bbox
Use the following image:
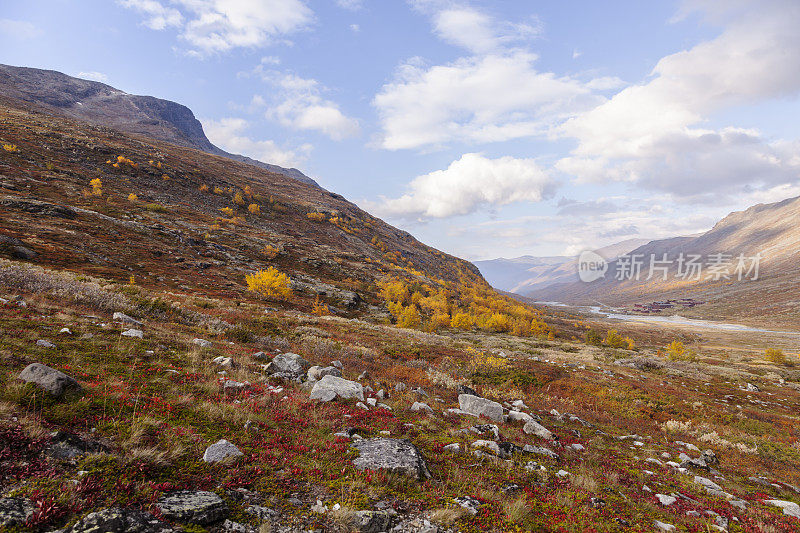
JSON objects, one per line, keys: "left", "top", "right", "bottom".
{"left": 528, "top": 198, "right": 800, "bottom": 327}
{"left": 0, "top": 64, "right": 316, "bottom": 186}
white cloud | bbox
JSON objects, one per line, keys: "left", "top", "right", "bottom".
{"left": 432, "top": 6, "right": 540, "bottom": 54}
{"left": 77, "top": 71, "right": 109, "bottom": 82}
{"left": 258, "top": 72, "right": 360, "bottom": 140}
{"left": 374, "top": 51, "right": 598, "bottom": 150}
{"left": 0, "top": 18, "right": 43, "bottom": 39}
{"left": 558, "top": 0, "right": 800, "bottom": 198}
{"left": 119, "top": 0, "right": 312, "bottom": 54}
{"left": 117, "top": 0, "right": 182, "bottom": 30}
{"left": 349, "top": 23, "right": 360, "bottom": 32}
{"left": 336, "top": 0, "right": 362, "bottom": 11}
{"left": 202, "top": 117, "right": 310, "bottom": 168}
{"left": 371, "top": 153, "right": 554, "bottom": 219}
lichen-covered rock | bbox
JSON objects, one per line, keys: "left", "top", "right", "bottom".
{"left": 523, "top": 419, "right": 553, "bottom": 440}
{"left": 350, "top": 510, "right": 392, "bottom": 533}
{"left": 19, "top": 362, "right": 80, "bottom": 396}
{"left": 46, "top": 431, "right": 108, "bottom": 460}
{"left": 0, "top": 497, "right": 34, "bottom": 527}
{"left": 410, "top": 402, "right": 433, "bottom": 414}
{"left": 267, "top": 352, "right": 310, "bottom": 376}
{"left": 307, "top": 365, "right": 342, "bottom": 382}
{"left": 192, "top": 338, "right": 212, "bottom": 348}
{"left": 65, "top": 507, "right": 173, "bottom": 532}
{"left": 156, "top": 491, "right": 228, "bottom": 524}
{"left": 309, "top": 375, "right": 364, "bottom": 402}
{"left": 203, "top": 439, "right": 244, "bottom": 463}
{"left": 113, "top": 312, "right": 143, "bottom": 327}
{"left": 121, "top": 328, "right": 143, "bottom": 338}
{"left": 352, "top": 438, "right": 431, "bottom": 480}
{"left": 458, "top": 394, "right": 503, "bottom": 423}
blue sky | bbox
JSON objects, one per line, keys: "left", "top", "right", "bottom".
{"left": 3, "top": 0, "right": 800, "bottom": 260}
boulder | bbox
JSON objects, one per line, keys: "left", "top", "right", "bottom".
{"left": 352, "top": 438, "right": 431, "bottom": 480}
{"left": 36, "top": 339, "right": 56, "bottom": 349}
{"left": 522, "top": 445, "right": 559, "bottom": 460}
{"left": 523, "top": 419, "right": 553, "bottom": 440}
{"left": 458, "top": 394, "right": 503, "bottom": 423}
{"left": 507, "top": 411, "right": 533, "bottom": 423}
{"left": 410, "top": 402, "right": 434, "bottom": 414}
{"left": 65, "top": 507, "right": 173, "bottom": 532}
{"left": 307, "top": 365, "right": 342, "bottom": 382}
{"left": 19, "top": 363, "right": 80, "bottom": 396}
{"left": 203, "top": 439, "right": 243, "bottom": 463}
{"left": 121, "top": 328, "right": 143, "bottom": 338}
{"left": 0, "top": 497, "right": 34, "bottom": 527}
{"left": 156, "top": 491, "right": 228, "bottom": 524}
{"left": 765, "top": 500, "right": 800, "bottom": 518}
{"left": 193, "top": 338, "right": 212, "bottom": 348}
{"left": 267, "top": 352, "right": 310, "bottom": 376}
{"left": 309, "top": 375, "right": 364, "bottom": 402}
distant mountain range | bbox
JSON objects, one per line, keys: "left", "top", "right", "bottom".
{"left": 0, "top": 64, "right": 317, "bottom": 186}
{"left": 525, "top": 196, "right": 800, "bottom": 327}
{"left": 475, "top": 238, "right": 650, "bottom": 294}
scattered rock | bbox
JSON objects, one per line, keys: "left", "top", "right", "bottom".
{"left": 522, "top": 445, "right": 558, "bottom": 460}
{"left": 193, "top": 338, "right": 212, "bottom": 348}
{"left": 350, "top": 510, "right": 392, "bottom": 533}
{"left": 457, "top": 385, "right": 478, "bottom": 396}
{"left": 471, "top": 440, "right": 501, "bottom": 456}
{"left": 59, "top": 327, "right": 72, "bottom": 335}
{"left": 19, "top": 363, "right": 81, "bottom": 396}
{"left": 0, "top": 497, "right": 34, "bottom": 527}
{"left": 358, "top": 370, "right": 370, "bottom": 381}
{"left": 352, "top": 438, "right": 431, "bottom": 480}
{"left": 744, "top": 382, "right": 760, "bottom": 392}
{"left": 213, "top": 356, "right": 236, "bottom": 369}
{"left": 114, "top": 312, "right": 143, "bottom": 327}
{"left": 458, "top": 394, "right": 503, "bottom": 423}
{"left": 36, "top": 339, "right": 56, "bottom": 348}
{"left": 331, "top": 360, "right": 343, "bottom": 369}
{"left": 310, "top": 375, "right": 364, "bottom": 402}
{"left": 442, "top": 443, "right": 460, "bottom": 452}
{"left": 654, "top": 520, "right": 676, "bottom": 532}
{"left": 121, "top": 328, "right": 143, "bottom": 338}
{"left": 156, "top": 491, "right": 228, "bottom": 525}
{"left": 307, "top": 365, "right": 342, "bottom": 382}
{"left": 267, "top": 352, "right": 310, "bottom": 376}
{"left": 46, "top": 431, "right": 108, "bottom": 460}
{"left": 394, "top": 382, "right": 407, "bottom": 392}
{"left": 656, "top": 494, "right": 677, "bottom": 506}
{"left": 410, "top": 402, "right": 433, "bottom": 414}
{"left": 203, "top": 439, "right": 244, "bottom": 463}
{"left": 65, "top": 507, "right": 173, "bottom": 532}
{"left": 765, "top": 499, "right": 800, "bottom": 518}
{"left": 453, "top": 496, "right": 481, "bottom": 515}
{"left": 523, "top": 419, "right": 554, "bottom": 440}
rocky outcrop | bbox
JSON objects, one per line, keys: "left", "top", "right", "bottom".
{"left": 0, "top": 497, "right": 34, "bottom": 527}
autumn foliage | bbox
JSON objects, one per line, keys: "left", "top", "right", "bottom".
{"left": 246, "top": 267, "right": 292, "bottom": 299}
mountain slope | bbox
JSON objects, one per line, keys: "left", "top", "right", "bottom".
{"left": 529, "top": 197, "right": 800, "bottom": 326}
{"left": 0, "top": 93, "right": 483, "bottom": 310}
{"left": 0, "top": 64, "right": 318, "bottom": 186}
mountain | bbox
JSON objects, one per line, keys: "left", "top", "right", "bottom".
{"left": 0, "top": 64, "right": 318, "bottom": 186}
{"left": 0, "top": 83, "right": 485, "bottom": 308}
{"left": 476, "top": 238, "right": 650, "bottom": 293}
{"left": 528, "top": 196, "right": 800, "bottom": 326}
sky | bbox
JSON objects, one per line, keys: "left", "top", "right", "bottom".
{"left": 3, "top": 0, "right": 800, "bottom": 261}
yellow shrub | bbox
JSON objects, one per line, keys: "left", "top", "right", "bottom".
{"left": 220, "top": 207, "right": 234, "bottom": 217}
{"left": 213, "top": 187, "right": 224, "bottom": 195}
{"left": 307, "top": 212, "right": 327, "bottom": 222}
{"left": 233, "top": 192, "right": 246, "bottom": 206}
{"left": 248, "top": 203, "right": 260, "bottom": 215}
{"left": 484, "top": 313, "right": 511, "bottom": 333}
{"left": 245, "top": 267, "right": 292, "bottom": 299}
{"left": 397, "top": 305, "right": 421, "bottom": 329}
{"left": 90, "top": 178, "right": 103, "bottom": 196}
{"left": 451, "top": 312, "right": 473, "bottom": 330}
{"left": 2, "top": 144, "right": 19, "bottom": 152}
{"left": 605, "top": 329, "right": 635, "bottom": 350}
{"left": 127, "top": 193, "right": 138, "bottom": 202}
{"left": 162, "top": 174, "right": 170, "bottom": 181}
{"left": 200, "top": 184, "right": 210, "bottom": 192}
{"left": 430, "top": 313, "right": 451, "bottom": 330}
{"left": 312, "top": 297, "right": 330, "bottom": 316}
{"left": 666, "top": 341, "right": 696, "bottom": 362}
{"left": 765, "top": 348, "right": 790, "bottom": 366}
{"left": 263, "top": 244, "right": 281, "bottom": 259}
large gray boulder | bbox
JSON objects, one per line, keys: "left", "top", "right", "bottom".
{"left": 65, "top": 507, "right": 173, "bottom": 532}
{"left": 19, "top": 363, "right": 81, "bottom": 396}
{"left": 156, "top": 491, "right": 228, "bottom": 524}
{"left": 0, "top": 497, "right": 34, "bottom": 527}
{"left": 309, "top": 375, "right": 364, "bottom": 402}
{"left": 267, "top": 352, "right": 310, "bottom": 376}
{"left": 352, "top": 438, "right": 431, "bottom": 480}
{"left": 203, "top": 439, "right": 243, "bottom": 463}
{"left": 523, "top": 419, "right": 553, "bottom": 440}
{"left": 458, "top": 394, "right": 503, "bottom": 423}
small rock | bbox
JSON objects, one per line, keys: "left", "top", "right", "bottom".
{"left": 310, "top": 375, "right": 365, "bottom": 402}
{"left": 121, "top": 328, "right": 143, "bottom": 338}
{"left": 523, "top": 419, "right": 554, "bottom": 440}
{"left": 358, "top": 370, "right": 370, "bottom": 381}
{"left": 65, "top": 507, "right": 173, "bottom": 532}
{"left": 507, "top": 410, "right": 533, "bottom": 423}
{"left": 442, "top": 443, "right": 460, "bottom": 452}
{"left": 19, "top": 363, "right": 80, "bottom": 396}
{"left": 203, "top": 439, "right": 244, "bottom": 463}
{"left": 657, "top": 494, "right": 677, "bottom": 506}
{"left": 156, "top": 491, "right": 228, "bottom": 524}
{"left": 453, "top": 496, "right": 481, "bottom": 515}
{"left": 765, "top": 499, "right": 800, "bottom": 518}
{"left": 352, "top": 438, "right": 431, "bottom": 480}
{"left": 394, "top": 382, "right": 407, "bottom": 392}
{"left": 411, "top": 402, "right": 433, "bottom": 414}
{"left": 744, "top": 382, "right": 760, "bottom": 392}
{"left": 654, "top": 520, "right": 676, "bottom": 532}
{"left": 350, "top": 510, "right": 392, "bottom": 533}
{"left": 36, "top": 339, "right": 56, "bottom": 348}
{"left": 113, "top": 312, "right": 143, "bottom": 326}
{"left": 471, "top": 440, "right": 501, "bottom": 456}
{"left": 458, "top": 394, "right": 503, "bottom": 423}
{"left": 331, "top": 360, "right": 343, "bottom": 369}
{"left": 213, "top": 356, "right": 236, "bottom": 369}
{"left": 59, "top": 327, "right": 72, "bottom": 335}
{"left": 193, "top": 338, "right": 212, "bottom": 348}
{"left": 268, "top": 352, "right": 310, "bottom": 376}
{"left": 522, "top": 445, "right": 559, "bottom": 460}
